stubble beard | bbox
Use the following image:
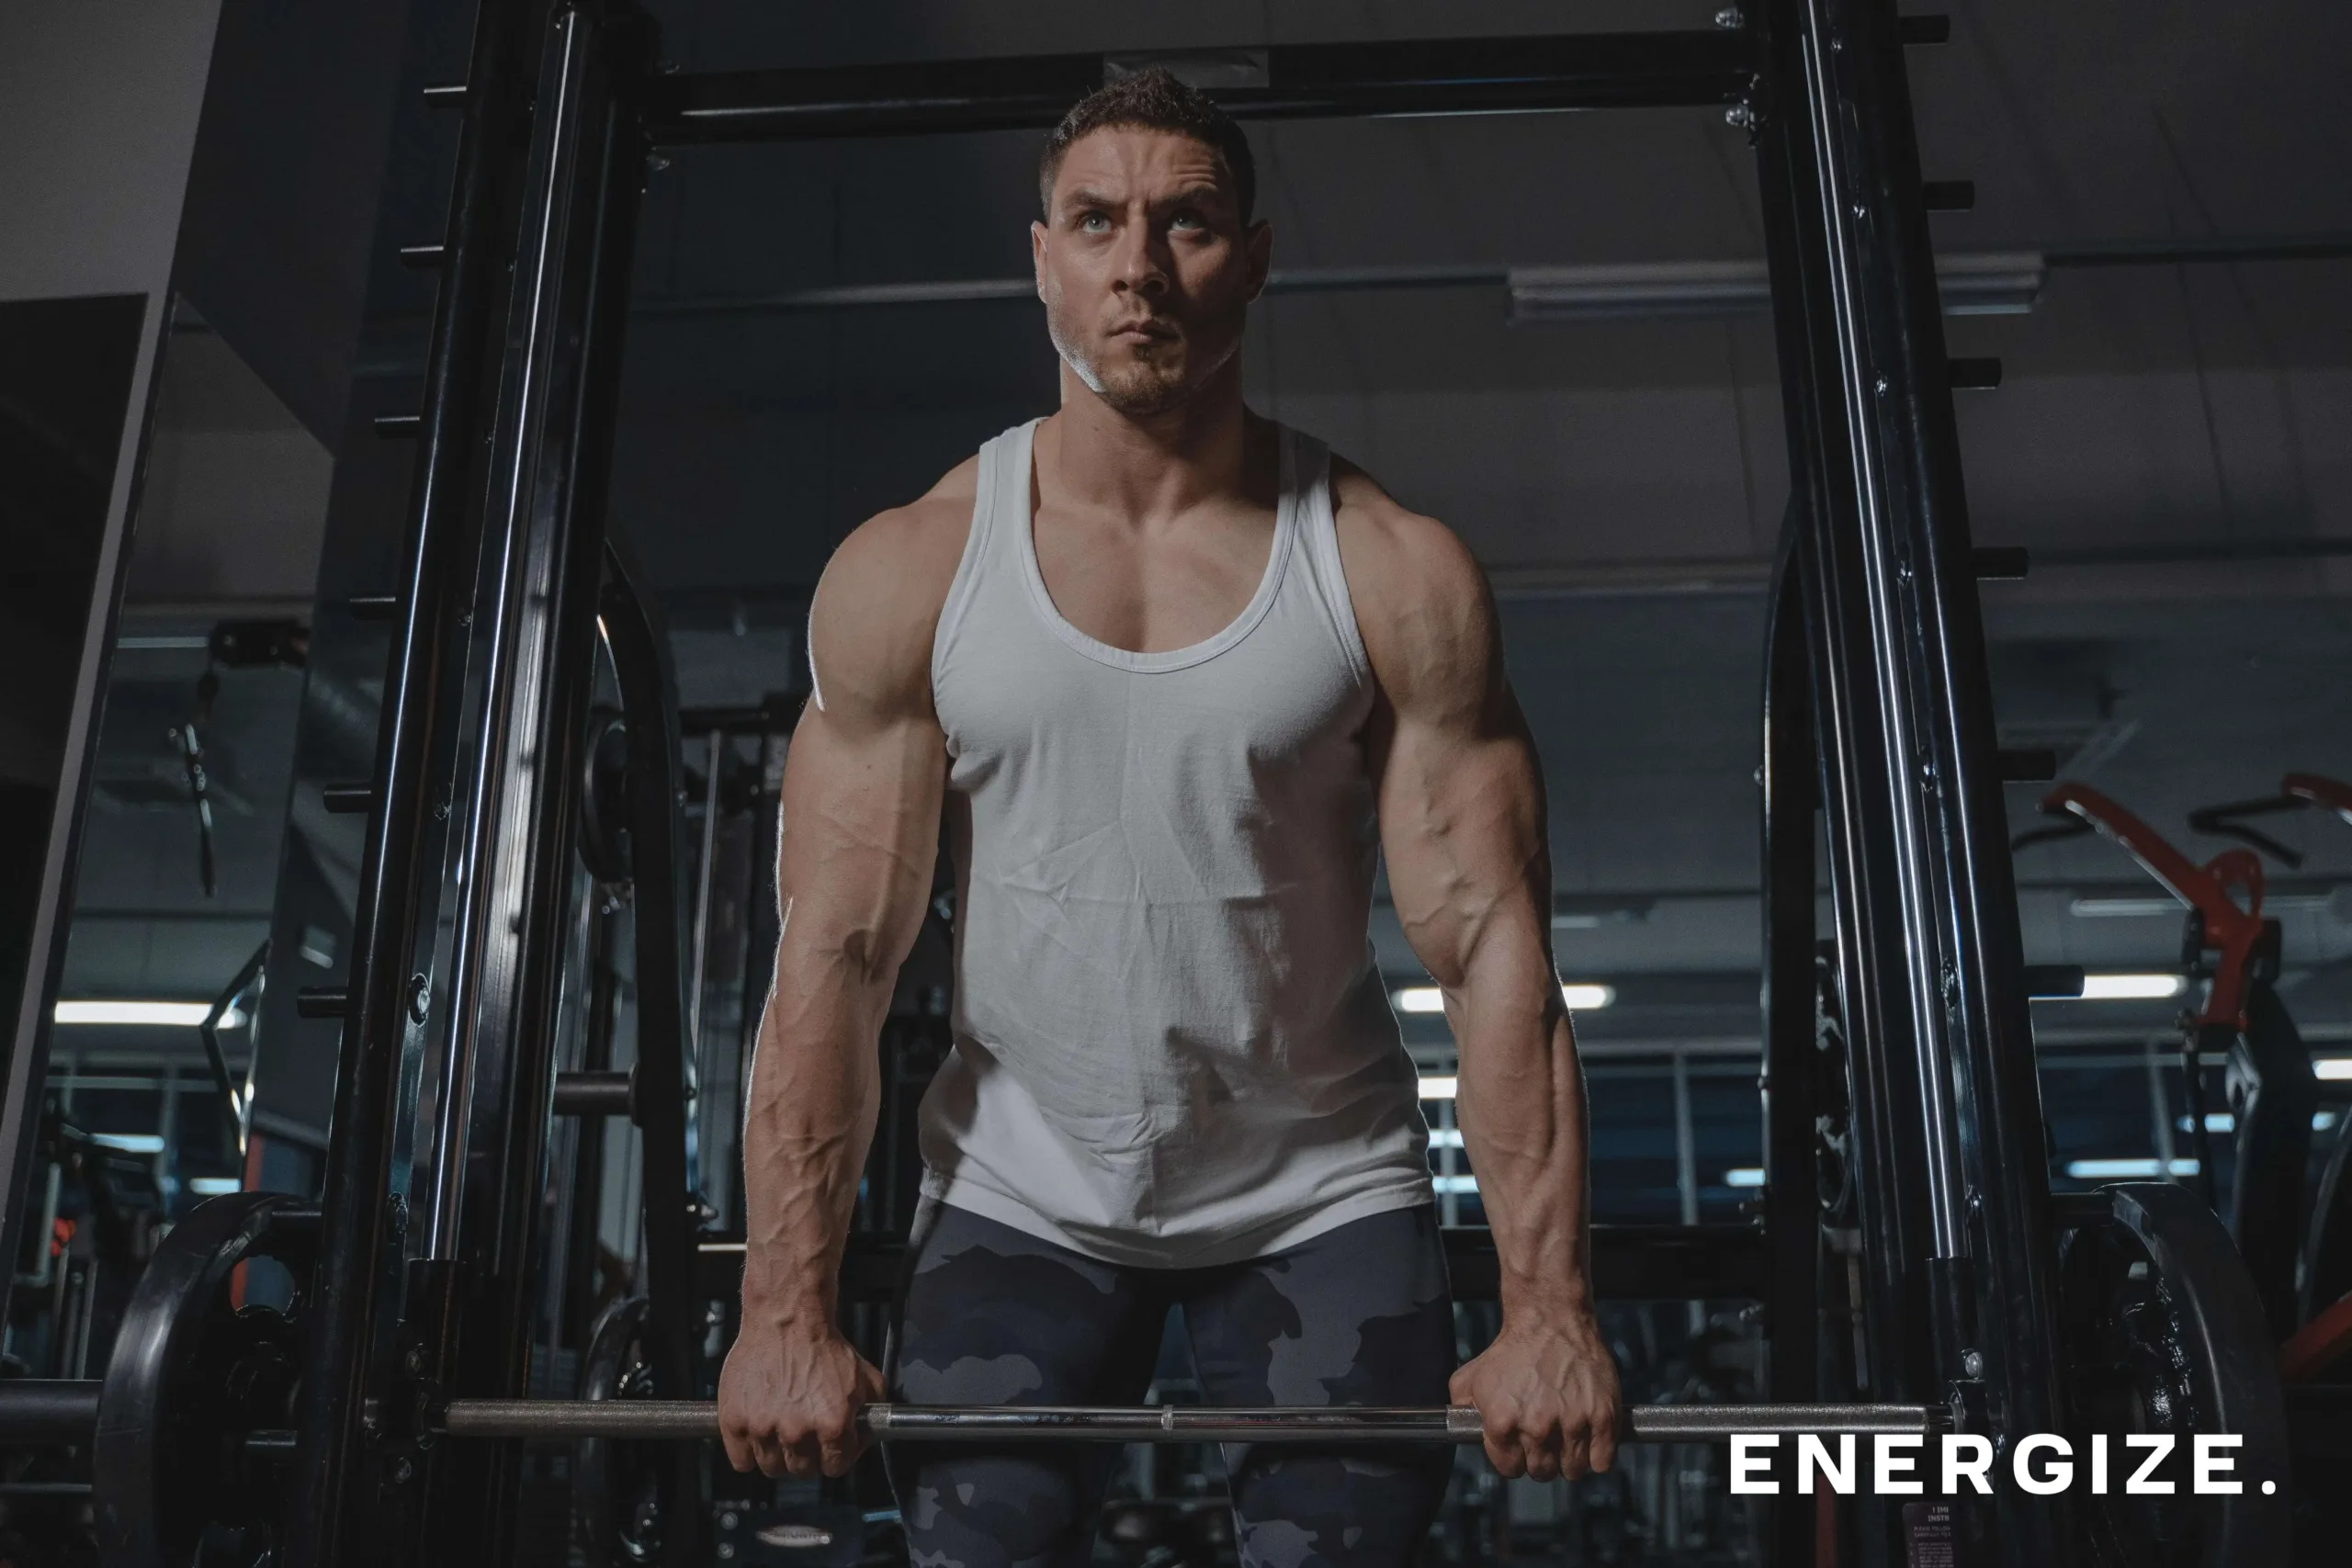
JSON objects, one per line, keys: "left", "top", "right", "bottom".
{"left": 1046, "top": 292, "right": 1244, "bottom": 417}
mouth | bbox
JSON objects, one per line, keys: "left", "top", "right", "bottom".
{"left": 1107, "top": 321, "right": 1177, "bottom": 344}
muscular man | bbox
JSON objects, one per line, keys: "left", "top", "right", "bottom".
{"left": 718, "top": 69, "right": 1622, "bottom": 1566}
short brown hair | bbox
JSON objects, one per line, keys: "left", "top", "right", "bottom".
{"left": 1037, "top": 68, "right": 1257, "bottom": 223}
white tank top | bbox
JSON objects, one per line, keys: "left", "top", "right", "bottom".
{"left": 922, "top": 418, "right": 1434, "bottom": 1267}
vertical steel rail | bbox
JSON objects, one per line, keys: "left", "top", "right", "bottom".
{"left": 404, "top": 6, "right": 659, "bottom": 1561}
{"left": 419, "top": 2, "right": 603, "bottom": 1269}
{"left": 1754, "top": 20, "right": 1926, "bottom": 1454}
{"left": 1759, "top": 531, "right": 1820, "bottom": 1564}
{"left": 280, "top": 0, "right": 544, "bottom": 1561}
{"left": 1754, "top": 0, "right": 2070, "bottom": 1561}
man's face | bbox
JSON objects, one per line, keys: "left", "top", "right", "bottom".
{"left": 1033, "top": 127, "right": 1271, "bottom": 416}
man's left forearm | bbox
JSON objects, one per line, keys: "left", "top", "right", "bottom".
{"left": 1452, "top": 970, "right": 1597, "bottom": 1325}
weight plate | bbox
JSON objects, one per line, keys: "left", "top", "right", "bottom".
{"left": 2058, "top": 1181, "right": 2290, "bottom": 1567}
{"left": 578, "top": 711, "right": 633, "bottom": 884}
{"left": 92, "top": 1191, "right": 318, "bottom": 1568}
{"left": 573, "top": 1296, "right": 671, "bottom": 1567}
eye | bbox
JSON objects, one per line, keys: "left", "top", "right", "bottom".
{"left": 1078, "top": 211, "right": 1112, "bottom": 233}
{"left": 1170, "top": 212, "right": 1204, "bottom": 231}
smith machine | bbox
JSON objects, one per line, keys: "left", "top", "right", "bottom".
{"left": 0, "top": 1, "right": 2302, "bottom": 1564}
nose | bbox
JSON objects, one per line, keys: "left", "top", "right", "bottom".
{"left": 1108, "top": 219, "right": 1170, "bottom": 299}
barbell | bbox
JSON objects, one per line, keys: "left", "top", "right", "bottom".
{"left": 0, "top": 1185, "right": 2301, "bottom": 1568}
{"left": 446, "top": 1397, "right": 1944, "bottom": 1443}
{"left": 0, "top": 1382, "right": 1942, "bottom": 1447}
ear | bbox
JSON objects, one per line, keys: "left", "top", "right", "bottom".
{"left": 1242, "top": 219, "right": 1273, "bottom": 303}
{"left": 1031, "top": 219, "right": 1049, "bottom": 301}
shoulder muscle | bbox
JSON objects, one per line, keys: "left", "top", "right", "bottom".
{"left": 806, "top": 457, "right": 978, "bottom": 734}
{"left": 1329, "top": 456, "right": 1500, "bottom": 724}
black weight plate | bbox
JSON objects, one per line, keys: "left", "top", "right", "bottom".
{"left": 2059, "top": 1182, "right": 2290, "bottom": 1567}
{"left": 574, "top": 1296, "right": 670, "bottom": 1567}
{"left": 93, "top": 1191, "right": 318, "bottom": 1568}
{"left": 578, "top": 711, "right": 633, "bottom": 883}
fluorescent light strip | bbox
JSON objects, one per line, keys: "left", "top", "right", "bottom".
{"left": 2188, "top": 1111, "right": 2341, "bottom": 1133}
{"left": 2066, "top": 1157, "right": 2200, "bottom": 1180}
{"left": 2318, "top": 1059, "right": 2352, "bottom": 1082}
{"left": 1427, "top": 1127, "right": 1464, "bottom": 1149}
{"left": 1419, "top": 1075, "right": 1458, "bottom": 1100}
{"left": 1724, "top": 1168, "right": 1766, "bottom": 1189}
{"left": 1508, "top": 252, "right": 2045, "bottom": 322}
{"left": 90, "top": 1133, "right": 165, "bottom": 1155}
{"left": 53, "top": 1000, "right": 245, "bottom": 1028}
{"left": 186, "top": 1177, "right": 243, "bottom": 1196}
{"left": 1432, "top": 1176, "right": 1478, "bottom": 1196}
{"left": 2075, "top": 892, "right": 2341, "bottom": 918}
{"left": 1394, "top": 983, "right": 1614, "bottom": 1015}
{"left": 2076, "top": 973, "right": 2186, "bottom": 1001}
{"left": 57, "top": 1000, "right": 209, "bottom": 1027}
{"left": 2069, "top": 897, "right": 2184, "bottom": 919}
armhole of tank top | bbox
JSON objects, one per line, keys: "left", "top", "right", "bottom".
{"left": 1296, "top": 432, "right": 1374, "bottom": 689}
{"left": 928, "top": 434, "right": 998, "bottom": 697}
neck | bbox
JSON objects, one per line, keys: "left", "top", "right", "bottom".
{"left": 1038, "top": 356, "right": 1266, "bottom": 525}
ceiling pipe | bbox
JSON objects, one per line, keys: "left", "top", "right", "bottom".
{"left": 631, "top": 253, "right": 2047, "bottom": 320}
{"left": 1508, "top": 250, "right": 2045, "bottom": 321}
{"left": 620, "top": 232, "right": 2352, "bottom": 322}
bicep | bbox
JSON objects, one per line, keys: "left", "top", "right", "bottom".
{"left": 775, "top": 700, "right": 946, "bottom": 980}
{"left": 1376, "top": 692, "right": 1552, "bottom": 987}
{"left": 775, "top": 520, "right": 952, "bottom": 980}
{"left": 1352, "top": 512, "right": 1552, "bottom": 983}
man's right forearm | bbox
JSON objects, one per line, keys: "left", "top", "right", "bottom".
{"left": 737, "top": 958, "right": 886, "bottom": 1334}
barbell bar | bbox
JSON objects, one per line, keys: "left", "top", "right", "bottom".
{"left": 435, "top": 1399, "right": 1946, "bottom": 1443}
{"left": 0, "top": 1382, "right": 1944, "bottom": 1448}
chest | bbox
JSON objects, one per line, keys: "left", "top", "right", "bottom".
{"left": 1031, "top": 502, "right": 1278, "bottom": 657}
{"left": 934, "top": 580, "right": 1373, "bottom": 800}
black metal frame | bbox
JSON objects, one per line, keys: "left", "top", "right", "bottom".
{"left": 283, "top": 2, "right": 657, "bottom": 1562}
{"left": 642, "top": 30, "right": 1751, "bottom": 144}
{"left": 260, "top": 4, "right": 2081, "bottom": 1562}
{"left": 280, "top": 0, "right": 542, "bottom": 1553}
{"left": 1754, "top": 0, "right": 2071, "bottom": 1555}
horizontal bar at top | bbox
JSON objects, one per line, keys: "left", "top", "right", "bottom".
{"left": 648, "top": 31, "right": 1754, "bottom": 145}
{"left": 436, "top": 1399, "right": 1944, "bottom": 1442}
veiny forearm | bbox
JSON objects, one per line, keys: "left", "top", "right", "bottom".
{"left": 736, "top": 713, "right": 940, "bottom": 1335}
{"left": 1388, "top": 728, "right": 1593, "bottom": 1326}
{"left": 1453, "top": 963, "right": 1592, "bottom": 1324}
{"left": 737, "top": 935, "right": 888, "bottom": 1332}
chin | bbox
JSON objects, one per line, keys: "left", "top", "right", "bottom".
{"left": 1087, "top": 351, "right": 1193, "bottom": 413}
{"left": 1095, "top": 371, "right": 1197, "bottom": 416}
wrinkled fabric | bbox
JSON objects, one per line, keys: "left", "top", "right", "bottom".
{"left": 924, "top": 418, "right": 1432, "bottom": 1267}
{"left": 888, "top": 1202, "right": 1455, "bottom": 1568}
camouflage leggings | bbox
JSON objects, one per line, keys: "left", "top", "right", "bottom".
{"left": 887, "top": 1202, "right": 1455, "bottom": 1568}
